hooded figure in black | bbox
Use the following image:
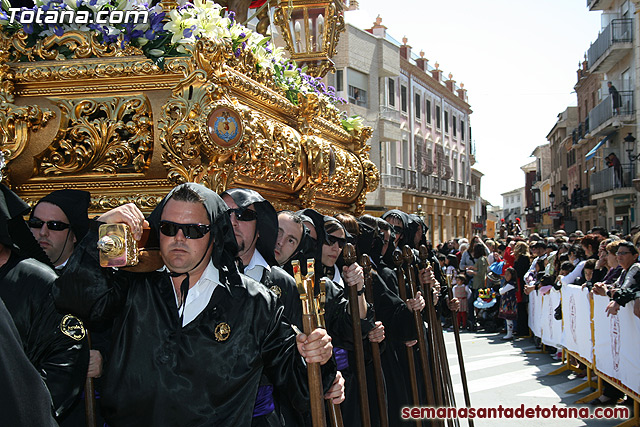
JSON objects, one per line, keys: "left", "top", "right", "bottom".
{"left": 29, "top": 189, "right": 91, "bottom": 268}
{"left": 221, "top": 188, "right": 307, "bottom": 426}
{"left": 54, "top": 183, "right": 336, "bottom": 427}
{"left": 0, "top": 184, "right": 88, "bottom": 419}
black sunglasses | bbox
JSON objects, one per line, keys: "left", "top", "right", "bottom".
{"left": 27, "top": 218, "right": 70, "bottom": 231}
{"left": 227, "top": 208, "right": 258, "bottom": 222}
{"left": 325, "top": 234, "right": 346, "bottom": 249}
{"left": 159, "top": 220, "right": 211, "bottom": 239}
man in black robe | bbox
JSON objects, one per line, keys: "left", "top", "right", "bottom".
{"left": 0, "top": 184, "right": 89, "bottom": 419}
{"left": 0, "top": 298, "right": 57, "bottom": 427}
{"left": 220, "top": 188, "right": 344, "bottom": 425}
{"left": 54, "top": 182, "right": 336, "bottom": 426}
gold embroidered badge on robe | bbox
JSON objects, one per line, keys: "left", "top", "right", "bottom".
{"left": 269, "top": 285, "right": 282, "bottom": 298}
{"left": 215, "top": 322, "right": 231, "bottom": 342}
{"left": 60, "top": 314, "right": 86, "bottom": 341}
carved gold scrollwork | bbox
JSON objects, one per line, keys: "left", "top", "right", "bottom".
{"left": 232, "top": 107, "right": 305, "bottom": 192}
{"left": 10, "top": 30, "right": 142, "bottom": 62}
{"left": 0, "top": 46, "right": 54, "bottom": 182}
{"left": 34, "top": 95, "right": 153, "bottom": 176}
{"left": 159, "top": 69, "right": 212, "bottom": 186}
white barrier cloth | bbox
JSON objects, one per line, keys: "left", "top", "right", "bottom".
{"left": 561, "top": 285, "right": 593, "bottom": 363}
{"left": 540, "top": 290, "right": 562, "bottom": 348}
{"left": 528, "top": 290, "right": 543, "bottom": 337}
{"left": 593, "top": 295, "right": 640, "bottom": 395}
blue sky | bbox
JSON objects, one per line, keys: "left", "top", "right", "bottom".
{"left": 345, "top": 0, "right": 602, "bottom": 206}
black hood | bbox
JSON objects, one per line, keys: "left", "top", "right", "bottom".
{"left": 382, "top": 209, "right": 411, "bottom": 248}
{"left": 32, "top": 189, "right": 91, "bottom": 241}
{"left": 356, "top": 219, "right": 382, "bottom": 266}
{"left": 0, "top": 184, "right": 51, "bottom": 266}
{"left": 147, "top": 183, "right": 241, "bottom": 287}
{"left": 221, "top": 188, "right": 278, "bottom": 267}
{"left": 409, "top": 214, "right": 428, "bottom": 249}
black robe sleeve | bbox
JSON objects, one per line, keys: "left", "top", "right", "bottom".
{"left": 0, "top": 298, "right": 57, "bottom": 427}
{"left": 1, "top": 256, "right": 89, "bottom": 418}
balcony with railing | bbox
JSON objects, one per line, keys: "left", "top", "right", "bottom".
{"left": 572, "top": 119, "right": 590, "bottom": 145}
{"left": 379, "top": 105, "right": 401, "bottom": 123}
{"left": 590, "top": 163, "right": 636, "bottom": 196}
{"left": 570, "top": 188, "right": 597, "bottom": 209}
{"left": 588, "top": 91, "right": 634, "bottom": 135}
{"left": 588, "top": 0, "right": 615, "bottom": 11}
{"left": 588, "top": 19, "right": 633, "bottom": 73}
{"left": 381, "top": 173, "right": 401, "bottom": 188}
{"left": 408, "top": 170, "right": 417, "bottom": 189}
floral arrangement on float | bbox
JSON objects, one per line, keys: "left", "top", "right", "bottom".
{"left": 0, "top": 0, "right": 361, "bottom": 131}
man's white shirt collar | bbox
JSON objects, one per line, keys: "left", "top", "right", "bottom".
{"left": 243, "top": 249, "right": 271, "bottom": 282}
{"left": 171, "top": 260, "right": 220, "bottom": 326}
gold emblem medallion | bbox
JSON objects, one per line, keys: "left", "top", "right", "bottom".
{"left": 215, "top": 322, "right": 231, "bottom": 342}
{"left": 269, "top": 285, "right": 282, "bottom": 298}
{"left": 60, "top": 314, "right": 86, "bottom": 341}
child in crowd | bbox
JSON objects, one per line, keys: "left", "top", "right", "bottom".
{"left": 452, "top": 274, "right": 471, "bottom": 329}
{"left": 445, "top": 254, "right": 459, "bottom": 278}
{"left": 499, "top": 267, "right": 517, "bottom": 340}
{"left": 577, "top": 259, "right": 597, "bottom": 291}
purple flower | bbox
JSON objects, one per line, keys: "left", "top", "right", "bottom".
{"left": 235, "top": 47, "right": 241, "bottom": 57}
{"left": 228, "top": 10, "right": 235, "bottom": 23}
{"left": 241, "top": 41, "right": 246, "bottom": 50}
{"left": 183, "top": 25, "right": 196, "bottom": 38}
{"left": 89, "top": 0, "right": 97, "bottom": 5}
{"left": 239, "top": 32, "right": 246, "bottom": 39}
{"left": 144, "top": 12, "right": 165, "bottom": 40}
{"left": 265, "top": 46, "right": 272, "bottom": 54}
{"left": 51, "top": 24, "right": 64, "bottom": 36}
{"left": 23, "top": 23, "right": 34, "bottom": 34}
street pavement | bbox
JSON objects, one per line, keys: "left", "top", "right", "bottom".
{"left": 443, "top": 329, "right": 632, "bottom": 427}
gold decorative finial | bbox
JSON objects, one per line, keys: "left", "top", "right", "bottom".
{"left": 402, "top": 36, "right": 408, "bottom": 45}
{"left": 461, "top": 83, "right": 465, "bottom": 89}
{"left": 448, "top": 72, "right": 453, "bottom": 80}
{"left": 375, "top": 14, "right": 382, "bottom": 25}
{"left": 419, "top": 50, "right": 425, "bottom": 58}
{"left": 435, "top": 62, "right": 439, "bottom": 69}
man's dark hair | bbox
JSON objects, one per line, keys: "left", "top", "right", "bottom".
{"left": 547, "top": 243, "right": 558, "bottom": 251}
{"left": 278, "top": 210, "right": 303, "bottom": 226}
{"left": 589, "top": 226, "right": 608, "bottom": 238}
{"left": 170, "top": 185, "right": 205, "bottom": 204}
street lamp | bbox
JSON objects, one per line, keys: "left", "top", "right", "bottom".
{"left": 624, "top": 133, "right": 640, "bottom": 162}
{"left": 549, "top": 192, "right": 555, "bottom": 208}
{"left": 561, "top": 184, "right": 568, "bottom": 198}
{"left": 273, "top": 0, "right": 346, "bottom": 77}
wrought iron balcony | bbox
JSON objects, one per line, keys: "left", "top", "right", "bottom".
{"left": 590, "top": 163, "right": 636, "bottom": 195}
{"left": 588, "top": 91, "right": 634, "bottom": 134}
{"left": 588, "top": 19, "right": 633, "bottom": 73}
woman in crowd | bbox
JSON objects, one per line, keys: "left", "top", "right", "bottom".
{"left": 512, "top": 241, "right": 531, "bottom": 336}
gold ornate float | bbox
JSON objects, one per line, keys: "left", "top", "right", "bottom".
{"left": 0, "top": 0, "right": 377, "bottom": 215}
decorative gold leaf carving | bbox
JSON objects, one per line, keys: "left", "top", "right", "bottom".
{"left": 10, "top": 30, "right": 142, "bottom": 62}
{"left": 34, "top": 95, "right": 153, "bottom": 176}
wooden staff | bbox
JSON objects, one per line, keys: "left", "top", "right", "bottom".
{"left": 85, "top": 331, "right": 97, "bottom": 427}
{"left": 360, "top": 254, "right": 389, "bottom": 427}
{"left": 401, "top": 246, "right": 437, "bottom": 410}
{"left": 292, "top": 260, "right": 327, "bottom": 427}
{"left": 412, "top": 248, "right": 445, "bottom": 409}
{"left": 314, "top": 273, "right": 344, "bottom": 427}
{"left": 392, "top": 250, "right": 422, "bottom": 427}
{"left": 434, "top": 252, "right": 473, "bottom": 427}
{"left": 342, "top": 243, "right": 371, "bottom": 427}
{"left": 418, "top": 247, "right": 459, "bottom": 427}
